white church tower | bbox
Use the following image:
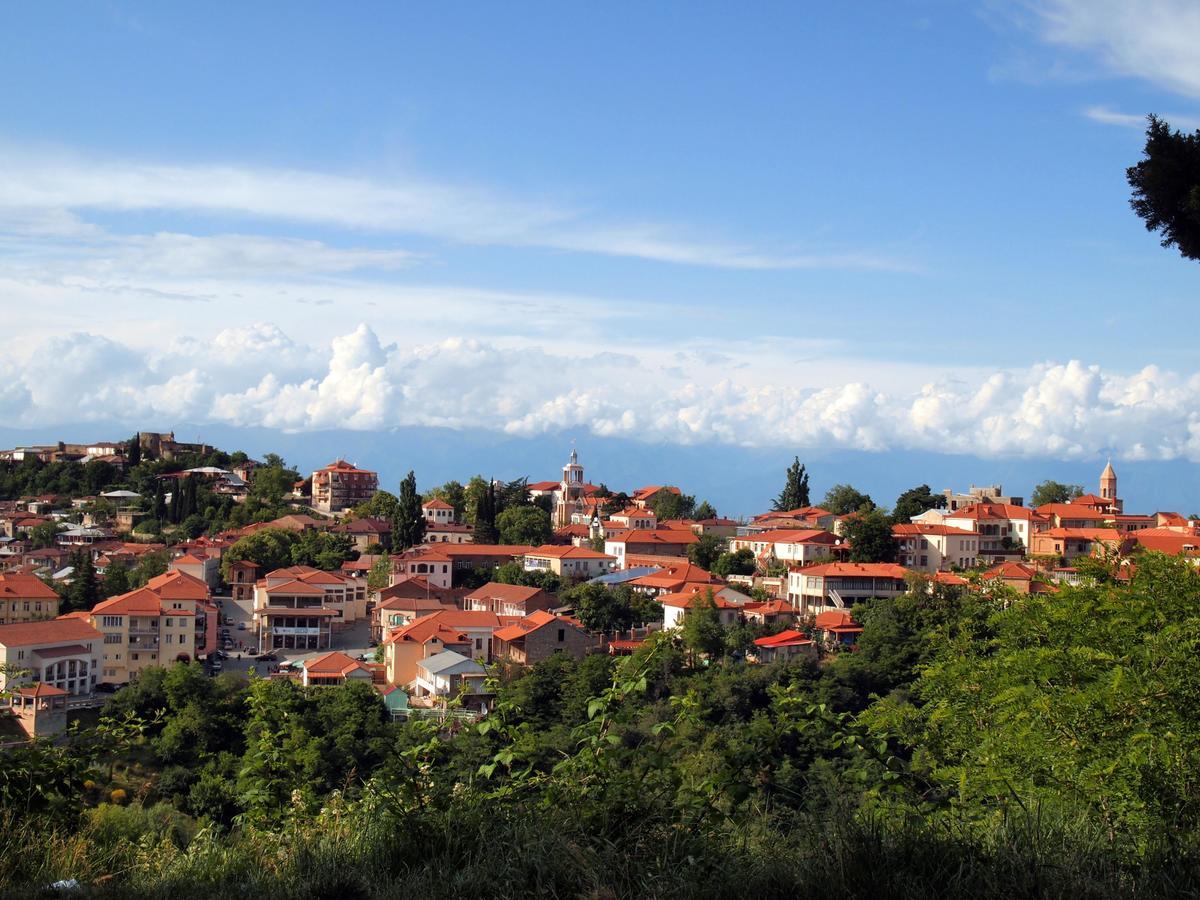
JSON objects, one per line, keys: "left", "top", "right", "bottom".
{"left": 555, "top": 448, "right": 586, "bottom": 528}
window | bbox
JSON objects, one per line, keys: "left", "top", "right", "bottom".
{"left": 104, "top": 634, "right": 122, "bottom": 644}
{"left": 101, "top": 616, "right": 122, "bottom": 628}
{"left": 557, "top": 628, "right": 565, "bottom": 642}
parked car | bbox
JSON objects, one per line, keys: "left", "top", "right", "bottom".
{"left": 223, "top": 616, "right": 234, "bottom": 626}
{"left": 255, "top": 652, "right": 278, "bottom": 662}
{"left": 95, "top": 682, "right": 124, "bottom": 694}
{"left": 237, "top": 622, "right": 246, "bottom": 630}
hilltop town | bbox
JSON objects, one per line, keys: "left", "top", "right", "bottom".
{"left": 0, "top": 432, "right": 1190, "bottom": 737}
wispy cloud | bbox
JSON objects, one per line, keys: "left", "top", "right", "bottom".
{"left": 1083, "top": 105, "right": 1200, "bottom": 131}
{"left": 1021, "top": 0, "right": 1200, "bottom": 99}
{"left": 1082, "top": 105, "right": 1147, "bottom": 128}
{"left": 0, "top": 143, "right": 915, "bottom": 273}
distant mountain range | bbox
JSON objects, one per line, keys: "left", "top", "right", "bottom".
{"left": 1, "top": 423, "right": 1196, "bottom": 519}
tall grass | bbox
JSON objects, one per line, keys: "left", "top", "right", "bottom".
{"left": 4, "top": 797, "right": 1199, "bottom": 899}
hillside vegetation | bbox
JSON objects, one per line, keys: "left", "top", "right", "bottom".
{"left": 3, "top": 554, "right": 1200, "bottom": 898}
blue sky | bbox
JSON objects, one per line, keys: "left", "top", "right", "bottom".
{"left": 0, "top": 1, "right": 1198, "bottom": 468}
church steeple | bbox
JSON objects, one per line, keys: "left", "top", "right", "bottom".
{"left": 1100, "top": 458, "right": 1120, "bottom": 512}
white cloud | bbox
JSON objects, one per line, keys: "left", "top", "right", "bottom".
{"left": 1023, "top": 0, "right": 1200, "bottom": 99}
{"left": 0, "top": 143, "right": 912, "bottom": 272}
{"left": 6, "top": 323, "right": 1200, "bottom": 464}
{"left": 1082, "top": 105, "right": 1147, "bottom": 128}
{"left": 1083, "top": 105, "right": 1200, "bottom": 131}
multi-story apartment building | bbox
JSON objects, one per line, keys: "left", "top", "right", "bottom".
{"left": 785, "top": 562, "right": 910, "bottom": 614}
{"left": 892, "top": 524, "right": 979, "bottom": 572}
{"left": 311, "top": 460, "right": 378, "bottom": 513}
{"left": 252, "top": 565, "right": 368, "bottom": 651}
{"left": 0, "top": 574, "right": 61, "bottom": 624}
{"left": 89, "top": 570, "right": 216, "bottom": 683}
{"left": 943, "top": 503, "right": 1042, "bottom": 555}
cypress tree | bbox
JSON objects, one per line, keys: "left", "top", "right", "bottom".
{"left": 772, "top": 457, "right": 811, "bottom": 511}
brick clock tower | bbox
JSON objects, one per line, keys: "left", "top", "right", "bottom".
{"left": 1100, "top": 459, "right": 1121, "bottom": 513}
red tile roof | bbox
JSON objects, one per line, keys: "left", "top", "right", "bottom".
{"left": 0, "top": 617, "right": 102, "bottom": 647}
{"left": 303, "top": 650, "right": 369, "bottom": 676}
{"left": 754, "top": 628, "right": 814, "bottom": 648}
{"left": 525, "top": 544, "right": 613, "bottom": 560}
{"left": 797, "top": 562, "right": 909, "bottom": 579}
{"left": 0, "top": 574, "right": 59, "bottom": 600}
{"left": 493, "top": 609, "right": 584, "bottom": 643}
{"left": 465, "top": 582, "right": 544, "bottom": 604}
{"left": 813, "top": 610, "right": 857, "bottom": 630}
{"left": 892, "top": 524, "right": 977, "bottom": 537}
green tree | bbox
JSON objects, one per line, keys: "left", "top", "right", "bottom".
{"left": 392, "top": 470, "right": 426, "bottom": 551}
{"left": 890, "top": 484, "right": 945, "bottom": 524}
{"left": 650, "top": 489, "right": 695, "bottom": 521}
{"left": 27, "top": 520, "right": 59, "bottom": 549}
{"left": 64, "top": 550, "right": 100, "bottom": 613}
{"left": 841, "top": 508, "right": 898, "bottom": 563}
{"left": 352, "top": 489, "right": 398, "bottom": 521}
{"left": 563, "top": 582, "right": 633, "bottom": 635}
{"left": 221, "top": 528, "right": 298, "bottom": 581}
{"left": 290, "top": 530, "right": 355, "bottom": 570}
{"left": 249, "top": 460, "right": 299, "bottom": 506}
{"left": 1031, "top": 479, "right": 1085, "bottom": 507}
{"left": 687, "top": 533, "right": 724, "bottom": 570}
{"left": 711, "top": 548, "right": 756, "bottom": 578}
{"left": 102, "top": 563, "right": 130, "bottom": 598}
{"left": 681, "top": 588, "right": 726, "bottom": 663}
{"left": 693, "top": 500, "right": 717, "bottom": 521}
{"left": 499, "top": 477, "right": 530, "bottom": 511}
{"left": 496, "top": 505, "right": 551, "bottom": 546}
{"left": 126, "top": 434, "right": 141, "bottom": 467}
{"left": 1127, "top": 114, "right": 1200, "bottom": 262}
{"left": 367, "top": 556, "right": 392, "bottom": 592}
{"left": 821, "top": 483, "right": 874, "bottom": 516}
{"left": 129, "top": 551, "right": 169, "bottom": 588}
{"left": 772, "top": 456, "right": 811, "bottom": 510}
{"left": 152, "top": 480, "right": 167, "bottom": 523}
{"left": 473, "top": 480, "right": 500, "bottom": 544}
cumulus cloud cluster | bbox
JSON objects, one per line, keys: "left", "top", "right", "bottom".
{"left": 5, "top": 323, "right": 1200, "bottom": 463}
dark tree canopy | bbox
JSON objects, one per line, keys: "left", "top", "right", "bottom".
{"left": 821, "top": 484, "right": 875, "bottom": 517}
{"left": 1031, "top": 480, "right": 1084, "bottom": 508}
{"left": 1127, "top": 114, "right": 1200, "bottom": 262}
{"left": 891, "top": 484, "right": 945, "bottom": 524}
{"left": 773, "top": 457, "right": 811, "bottom": 511}
{"left": 842, "top": 508, "right": 899, "bottom": 564}
{"left": 392, "top": 470, "right": 426, "bottom": 551}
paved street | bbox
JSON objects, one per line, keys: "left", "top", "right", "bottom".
{"left": 209, "top": 594, "right": 377, "bottom": 679}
